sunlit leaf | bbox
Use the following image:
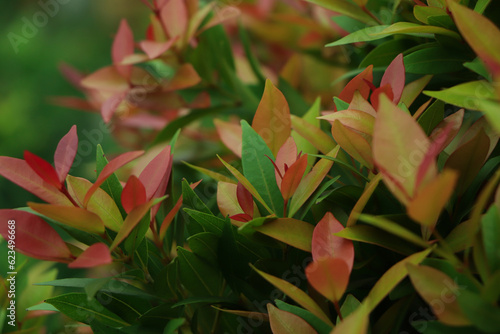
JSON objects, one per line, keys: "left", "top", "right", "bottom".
{"left": 81, "top": 66, "right": 129, "bottom": 92}
{"left": 160, "top": 0, "right": 188, "bottom": 39}
{"left": 0, "top": 209, "right": 71, "bottom": 262}
{"left": 331, "top": 304, "right": 369, "bottom": 334}
{"left": 68, "top": 243, "right": 112, "bottom": 268}
{"left": 267, "top": 304, "right": 318, "bottom": 334}
{"left": 400, "top": 75, "right": 433, "bottom": 108}
{"left": 326, "top": 26, "right": 390, "bottom": 47}
{"left": 374, "top": 22, "right": 461, "bottom": 39}
{"left": 319, "top": 109, "right": 375, "bottom": 136}
{"left": 29, "top": 202, "right": 105, "bottom": 234}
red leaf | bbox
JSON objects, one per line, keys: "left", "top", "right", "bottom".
{"left": 139, "top": 39, "right": 175, "bottom": 59}
{"left": 101, "top": 91, "right": 127, "bottom": 123}
{"left": 312, "top": 212, "right": 354, "bottom": 272}
{"left": 237, "top": 182, "right": 254, "bottom": 217}
{"left": 370, "top": 85, "right": 394, "bottom": 110}
{"left": 24, "top": 151, "right": 62, "bottom": 190}
{"left": 68, "top": 243, "right": 112, "bottom": 268}
{"left": 230, "top": 213, "right": 253, "bottom": 222}
{"left": 112, "top": 19, "right": 134, "bottom": 79}
{"left": 274, "top": 137, "right": 298, "bottom": 189}
{"left": 0, "top": 209, "right": 72, "bottom": 262}
{"left": 138, "top": 145, "right": 172, "bottom": 200}
{"left": 280, "top": 154, "right": 308, "bottom": 201}
{"left": 54, "top": 125, "right": 78, "bottom": 183}
{"left": 306, "top": 257, "right": 350, "bottom": 303}
{"left": 380, "top": 53, "right": 405, "bottom": 104}
{"left": 0, "top": 157, "right": 71, "bottom": 205}
{"left": 338, "top": 65, "right": 373, "bottom": 103}
{"left": 84, "top": 151, "right": 144, "bottom": 207}
{"left": 121, "top": 175, "right": 147, "bottom": 214}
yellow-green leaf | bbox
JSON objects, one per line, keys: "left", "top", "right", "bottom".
{"left": 253, "top": 218, "right": 314, "bottom": 252}
{"left": 332, "top": 120, "right": 374, "bottom": 170}
{"left": 373, "top": 22, "right": 461, "bottom": 40}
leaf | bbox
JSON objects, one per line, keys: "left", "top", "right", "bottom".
{"left": 110, "top": 196, "right": 166, "bottom": 251}
{"left": 428, "top": 108, "right": 464, "bottom": 150}
{"left": 112, "top": 19, "right": 134, "bottom": 79}
{"left": 252, "top": 79, "right": 291, "bottom": 156}
{"left": 0, "top": 157, "right": 71, "bottom": 205}
{"left": 84, "top": 150, "right": 144, "bottom": 207}
{"left": 331, "top": 305, "right": 369, "bottom": 334}
{"left": 28, "top": 202, "right": 105, "bottom": 234}
{"left": 306, "top": 257, "right": 350, "bottom": 303}
{"left": 404, "top": 46, "right": 467, "bottom": 74}
{"left": 407, "top": 264, "right": 470, "bottom": 326}
{"left": 66, "top": 176, "right": 123, "bottom": 232}
{"left": 160, "top": 0, "right": 188, "bottom": 39}
{"left": 481, "top": 206, "right": 500, "bottom": 273}
{"left": 138, "top": 145, "right": 172, "bottom": 204}
{"left": 457, "top": 290, "right": 500, "bottom": 333}
{"left": 182, "top": 178, "right": 211, "bottom": 215}
{"left": 68, "top": 243, "right": 112, "bottom": 268}
{"left": 418, "top": 100, "right": 444, "bottom": 136}
{"left": 332, "top": 120, "right": 374, "bottom": 170}
{"left": 275, "top": 300, "right": 333, "bottom": 334}
{"left": 445, "top": 128, "right": 490, "bottom": 194}
{"left": 214, "top": 119, "right": 242, "bottom": 157}
{"left": 121, "top": 175, "right": 147, "bottom": 214}
{"left": 306, "top": 0, "right": 373, "bottom": 24}
{"left": 291, "top": 115, "right": 337, "bottom": 155}
{"left": 24, "top": 151, "right": 62, "bottom": 190}
{"left": 338, "top": 65, "right": 373, "bottom": 103}
{"left": 373, "top": 94, "right": 434, "bottom": 204}
{"left": 0, "top": 209, "right": 71, "bottom": 262}
{"left": 312, "top": 212, "right": 354, "bottom": 271}
{"left": 183, "top": 161, "right": 235, "bottom": 184}
{"left": 139, "top": 40, "right": 174, "bottom": 59}
{"left": 252, "top": 218, "right": 314, "bottom": 252}
{"left": 96, "top": 145, "right": 126, "bottom": 216}
{"left": 326, "top": 25, "right": 390, "bottom": 47}
{"left": 163, "top": 63, "right": 201, "bottom": 91}
{"left": 374, "top": 22, "right": 461, "bottom": 39}
{"left": 448, "top": 1, "right": 500, "bottom": 76}
{"left": 400, "top": 75, "right": 433, "bottom": 108}
{"left": 274, "top": 137, "right": 299, "bottom": 189}
{"left": 46, "top": 293, "right": 129, "bottom": 327}
{"left": 81, "top": 66, "right": 129, "bottom": 92}
{"left": 319, "top": 110, "right": 375, "bottom": 136}
{"left": 218, "top": 155, "right": 273, "bottom": 214}
{"left": 407, "top": 169, "right": 458, "bottom": 228}
{"left": 217, "top": 182, "right": 243, "bottom": 221}
{"left": 381, "top": 53, "right": 405, "bottom": 103}
{"left": 281, "top": 154, "right": 308, "bottom": 201}
{"left": 363, "top": 248, "right": 432, "bottom": 312}
{"left": 267, "top": 304, "right": 318, "bottom": 334}
{"left": 54, "top": 125, "right": 78, "bottom": 183}
{"left": 237, "top": 182, "right": 254, "bottom": 216}
{"left": 177, "top": 247, "right": 223, "bottom": 296}
{"left": 288, "top": 146, "right": 339, "bottom": 217}
{"left": 251, "top": 264, "right": 333, "bottom": 327}
{"left": 241, "top": 120, "right": 284, "bottom": 215}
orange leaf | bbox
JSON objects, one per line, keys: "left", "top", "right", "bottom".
{"left": 274, "top": 137, "right": 298, "bottom": 189}
{"left": 252, "top": 79, "right": 291, "bottom": 157}
{"left": 380, "top": 53, "right": 405, "bottom": 103}
{"left": 54, "top": 125, "right": 78, "bottom": 183}
{"left": 214, "top": 119, "right": 242, "bottom": 157}
{"left": 29, "top": 202, "right": 105, "bottom": 234}
{"left": 338, "top": 65, "right": 373, "bottom": 103}
{"left": 112, "top": 19, "right": 134, "bottom": 79}
{"left": 267, "top": 304, "right": 318, "bottom": 334}
{"left": 163, "top": 64, "right": 201, "bottom": 91}
{"left": 24, "top": 151, "right": 61, "bottom": 190}
{"left": 84, "top": 150, "right": 144, "bottom": 207}
{"left": 81, "top": 66, "right": 129, "bottom": 92}
{"left": 280, "top": 154, "right": 308, "bottom": 201}
{"left": 306, "top": 257, "right": 350, "bottom": 303}
{"left": 332, "top": 120, "right": 374, "bottom": 170}
{"left": 0, "top": 209, "right": 72, "bottom": 262}
{"left": 121, "top": 175, "right": 147, "bottom": 214}
{"left": 312, "top": 212, "right": 354, "bottom": 271}
{"left": 0, "top": 157, "right": 71, "bottom": 205}
{"left": 139, "top": 39, "right": 175, "bottom": 59}
{"left": 68, "top": 243, "right": 112, "bottom": 268}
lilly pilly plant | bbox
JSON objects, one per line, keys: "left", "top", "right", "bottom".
{"left": 1, "top": 0, "right": 500, "bottom": 333}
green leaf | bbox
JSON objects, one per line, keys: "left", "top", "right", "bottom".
{"left": 457, "top": 290, "right": 500, "bottom": 333}
{"left": 241, "top": 120, "right": 284, "bottom": 216}
{"left": 463, "top": 58, "right": 490, "bottom": 79}
{"left": 183, "top": 209, "right": 225, "bottom": 235}
{"left": 187, "top": 232, "right": 219, "bottom": 266}
{"left": 305, "top": 0, "right": 373, "bottom": 24}
{"left": 164, "top": 318, "right": 186, "bottom": 334}
{"left": 374, "top": 22, "right": 461, "bottom": 40}
{"left": 326, "top": 25, "right": 390, "bottom": 47}
{"left": 45, "top": 293, "right": 129, "bottom": 327}
{"left": 182, "top": 161, "right": 235, "bottom": 183}
{"left": 418, "top": 100, "right": 444, "bottom": 136}
{"left": 337, "top": 294, "right": 361, "bottom": 324}
{"left": 238, "top": 22, "right": 265, "bottom": 83}
{"left": 474, "top": 0, "right": 491, "bottom": 14}
{"left": 400, "top": 75, "right": 433, "bottom": 108}
{"left": 251, "top": 264, "right": 333, "bottom": 327}
{"left": 177, "top": 247, "right": 223, "bottom": 296}
{"left": 404, "top": 46, "right": 467, "bottom": 74}
{"left": 26, "top": 302, "right": 59, "bottom": 312}
{"left": 481, "top": 206, "right": 500, "bottom": 273}
{"left": 181, "top": 179, "right": 212, "bottom": 215}
{"left": 96, "top": 145, "right": 126, "bottom": 217}
{"left": 331, "top": 304, "right": 369, "bottom": 334}
{"left": 275, "top": 300, "right": 333, "bottom": 334}
{"left": 360, "top": 39, "right": 416, "bottom": 68}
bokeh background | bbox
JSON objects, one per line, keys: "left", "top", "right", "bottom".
{"left": 0, "top": 0, "right": 150, "bottom": 209}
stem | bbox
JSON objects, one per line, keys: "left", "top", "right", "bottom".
{"left": 334, "top": 301, "right": 343, "bottom": 321}
{"left": 362, "top": 6, "right": 383, "bottom": 25}
{"left": 283, "top": 199, "right": 288, "bottom": 218}
{"left": 61, "top": 185, "right": 79, "bottom": 207}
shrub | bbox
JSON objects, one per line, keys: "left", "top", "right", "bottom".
{"left": 1, "top": 0, "right": 500, "bottom": 333}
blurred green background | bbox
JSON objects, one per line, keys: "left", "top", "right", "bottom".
{"left": 0, "top": 0, "right": 150, "bottom": 209}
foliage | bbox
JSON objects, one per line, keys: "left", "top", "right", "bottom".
{"left": 1, "top": 0, "right": 500, "bottom": 333}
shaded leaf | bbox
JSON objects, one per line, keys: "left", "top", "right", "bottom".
{"left": 306, "top": 257, "right": 350, "bottom": 303}
{"left": 177, "top": 247, "right": 223, "bottom": 296}
{"left": 274, "top": 300, "right": 332, "bottom": 334}
{"left": 267, "top": 304, "right": 318, "bottom": 334}
{"left": 457, "top": 290, "right": 500, "bottom": 333}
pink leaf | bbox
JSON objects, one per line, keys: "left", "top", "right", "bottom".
{"left": 0, "top": 157, "right": 71, "bottom": 205}
{"left": 68, "top": 243, "right": 112, "bottom": 268}
{"left": 139, "top": 39, "right": 175, "bottom": 59}
{"left": 54, "top": 125, "right": 78, "bottom": 183}
{"left": 138, "top": 146, "right": 172, "bottom": 200}
{"left": 237, "top": 182, "right": 254, "bottom": 217}
{"left": 112, "top": 19, "right": 134, "bottom": 79}
{"left": 380, "top": 53, "right": 405, "bottom": 104}
{"left": 24, "top": 151, "right": 62, "bottom": 190}
{"left": 312, "top": 212, "right": 354, "bottom": 272}
{"left": 0, "top": 210, "right": 72, "bottom": 262}
{"left": 84, "top": 151, "right": 144, "bottom": 207}
{"left": 121, "top": 175, "right": 147, "bottom": 213}
{"left": 81, "top": 66, "right": 129, "bottom": 92}
{"left": 101, "top": 91, "right": 127, "bottom": 123}
{"left": 274, "top": 137, "right": 298, "bottom": 189}
{"left": 160, "top": 0, "right": 188, "bottom": 39}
